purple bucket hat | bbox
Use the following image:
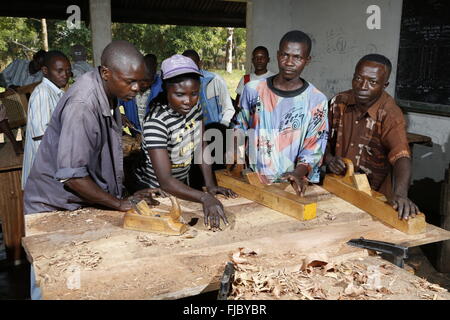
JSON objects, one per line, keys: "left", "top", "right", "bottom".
{"left": 161, "top": 54, "right": 202, "bottom": 80}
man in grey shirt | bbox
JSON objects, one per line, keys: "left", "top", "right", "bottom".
{"left": 24, "top": 40, "right": 155, "bottom": 215}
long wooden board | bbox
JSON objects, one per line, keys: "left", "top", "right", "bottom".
{"left": 323, "top": 173, "right": 426, "bottom": 235}
{"left": 215, "top": 169, "right": 316, "bottom": 221}
{"left": 21, "top": 190, "right": 450, "bottom": 300}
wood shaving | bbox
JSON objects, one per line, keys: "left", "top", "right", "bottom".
{"left": 230, "top": 259, "right": 422, "bottom": 300}
{"left": 136, "top": 235, "right": 156, "bottom": 247}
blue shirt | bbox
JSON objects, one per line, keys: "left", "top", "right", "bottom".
{"left": 119, "top": 75, "right": 163, "bottom": 131}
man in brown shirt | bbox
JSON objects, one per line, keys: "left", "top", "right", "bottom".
{"left": 325, "top": 54, "right": 419, "bottom": 220}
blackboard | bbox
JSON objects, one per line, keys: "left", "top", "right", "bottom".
{"left": 395, "top": 0, "right": 450, "bottom": 115}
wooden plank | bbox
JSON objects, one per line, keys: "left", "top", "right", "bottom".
{"left": 437, "top": 165, "right": 450, "bottom": 272}
{"left": 21, "top": 200, "right": 450, "bottom": 299}
{"left": 0, "top": 141, "right": 23, "bottom": 171}
{"left": 215, "top": 169, "right": 316, "bottom": 221}
{"left": 323, "top": 173, "right": 426, "bottom": 235}
{"left": 0, "top": 162, "right": 25, "bottom": 262}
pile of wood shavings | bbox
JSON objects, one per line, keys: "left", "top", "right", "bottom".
{"left": 410, "top": 278, "right": 448, "bottom": 300}
{"left": 229, "top": 248, "right": 448, "bottom": 300}
{"left": 35, "top": 241, "right": 103, "bottom": 284}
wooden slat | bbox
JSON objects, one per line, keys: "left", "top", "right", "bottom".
{"left": 215, "top": 170, "right": 316, "bottom": 221}
{"left": 323, "top": 173, "right": 426, "bottom": 235}
{"left": 0, "top": 164, "right": 24, "bottom": 262}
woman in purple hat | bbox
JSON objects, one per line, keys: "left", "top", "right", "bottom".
{"left": 131, "top": 54, "right": 237, "bottom": 230}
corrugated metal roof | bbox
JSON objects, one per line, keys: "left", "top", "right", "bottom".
{"left": 0, "top": 0, "right": 246, "bottom": 27}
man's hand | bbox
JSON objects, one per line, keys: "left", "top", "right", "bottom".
{"left": 129, "top": 188, "right": 167, "bottom": 206}
{"left": 327, "top": 156, "right": 346, "bottom": 175}
{"left": 200, "top": 193, "right": 229, "bottom": 231}
{"left": 116, "top": 199, "right": 132, "bottom": 211}
{"left": 206, "top": 186, "right": 238, "bottom": 199}
{"left": 281, "top": 171, "right": 308, "bottom": 197}
{"left": 388, "top": 194, "right": 420, "bottom": 220}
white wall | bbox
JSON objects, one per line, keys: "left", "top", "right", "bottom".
{"left": 247, "top": 0, "right": 402, "bottom": 98}
{"left": 247, "top": 0, "right": 450, "bottom": 182}
{"left": 406, "top": 113, "right": 450, "bottom": 182}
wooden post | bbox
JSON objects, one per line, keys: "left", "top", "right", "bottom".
{"left": 41, "top": 19, "right": 49, "bottom": 51}
{"left": 225, "top": 27, "right": 234, "bottom": 73}
{"left": 437, "top": 165, "right": 450, "bottom": 272}
{"left": 0, "top": 142, "right": 25, "bottom": 263}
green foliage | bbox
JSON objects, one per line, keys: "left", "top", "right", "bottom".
{"left": 0, "top": 18, "right": 246, "bottom": 71}
{"left": 46, "top": 20, "right": 92, "bottom": 63}
{"left": 0, "top": 17, "right": 40, "bottom": 67}
{"left": 112, "top": 24, "right": 246, "bottom": 69}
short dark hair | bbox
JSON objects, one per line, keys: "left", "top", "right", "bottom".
{"left": 43, "top": 50, "right": 69, "bottom": 68}
{"left": 279, "top": 30, "right": 312, "bottom": 55}
{"left": 252, "top": 46, "right": 269, "bottom": 57}
{"left": 182, "top": 49, "right": 200, "bottom": 61}
{"left": 357, "top": 54, "right": 392, "bottom": 76}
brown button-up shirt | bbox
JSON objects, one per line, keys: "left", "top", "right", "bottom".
{"left": 327, "top": 90, "right": 410, "bottom": 193}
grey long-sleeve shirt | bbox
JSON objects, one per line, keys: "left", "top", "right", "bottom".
{"left": 24, "top": 69, "right": 124, "bottom": 214}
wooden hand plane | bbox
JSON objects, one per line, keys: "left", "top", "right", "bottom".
{"left": 323, "top": 158, "right": 426, "bottom": 234}
{"left": 215, "top": 166, "right": 317, "bottom": 221}
{"left": 123, "top": 195, "right": 188, "bottom": 235}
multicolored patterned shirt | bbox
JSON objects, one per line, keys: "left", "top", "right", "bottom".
{"left": 236, "top": 76, "right": 328, "bottom": 183}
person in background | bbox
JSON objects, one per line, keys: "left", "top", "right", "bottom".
{"left": 70, "top": 44, "right": 94, "bottom": 81}
{"left": 325, "top": 54, "right": 419, "bottom": 220}
{"left": 234, "top": 46, "right": 275, "bottom": 112}
{"left": 120, "top": 53, "right": 163, "bottom": 132}
{"left": 182, "top": 50, "right": 236, "bottom": 185}
{"left": 1, "top": 49, "right": 46, "bottom": 89}
{"left": 21, "top": 50, "right": 71, "bottom": 189}
{"left": 0, "top": 101, "right": 23, "bottom": 155}
{"left": 182, "top": 49, "right": 235, "bottom": 129}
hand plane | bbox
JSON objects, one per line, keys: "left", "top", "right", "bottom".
{"left": 323, "top": 158, "right": 426, "bottom": 234}
{"left": 123, "top": 195, "right": 188, "bottom": 235}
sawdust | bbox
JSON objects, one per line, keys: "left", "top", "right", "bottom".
{"left": 28, "top": 208, "right": 122, "bottom": 233}
{"left": 34, "top": 240, "right": 104, "bottom": 286}
{"left": 229, "top": 252, "right": 449, "bottom": 300}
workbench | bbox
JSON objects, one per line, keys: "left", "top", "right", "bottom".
{"left": 0, "top": 141, "right": 25, "bottom": 263}
{"left": 22, "top": 184, "right": 450, "bottom": 300}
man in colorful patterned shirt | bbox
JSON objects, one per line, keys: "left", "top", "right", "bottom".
{"left": 236, "top": 30, "right": 328, "bottom": 196}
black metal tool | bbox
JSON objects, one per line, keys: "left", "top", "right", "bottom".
{"left": 217, "top": 262, "right": 235, "bottom": 300}
{"left": 347, "top": 237, "right": 408, "bottom": 268}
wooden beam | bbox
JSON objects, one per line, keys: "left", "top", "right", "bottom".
{"left": 215, "top": 170, "right": 316, "bottom": 221}
{"left": 323, "top": 173, "right": 426, "bottom": 235}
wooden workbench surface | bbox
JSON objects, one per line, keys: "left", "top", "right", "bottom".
{"left": 22, "top": 185, "right": 450, "bottom": 300}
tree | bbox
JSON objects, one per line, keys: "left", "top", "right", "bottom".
{"left": 0, "top": 17, "right": 40, "bottom": 68}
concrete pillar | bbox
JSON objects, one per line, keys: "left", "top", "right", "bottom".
{"left": 89, "top": 0, "right": 112, "bottom": 67}
{"left": 245, "top": 0, "right": 253, "bottom": 74}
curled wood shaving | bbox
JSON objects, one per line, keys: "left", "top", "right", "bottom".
{"left": 136, "top": 235, "right": 156, "bottom": 247}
